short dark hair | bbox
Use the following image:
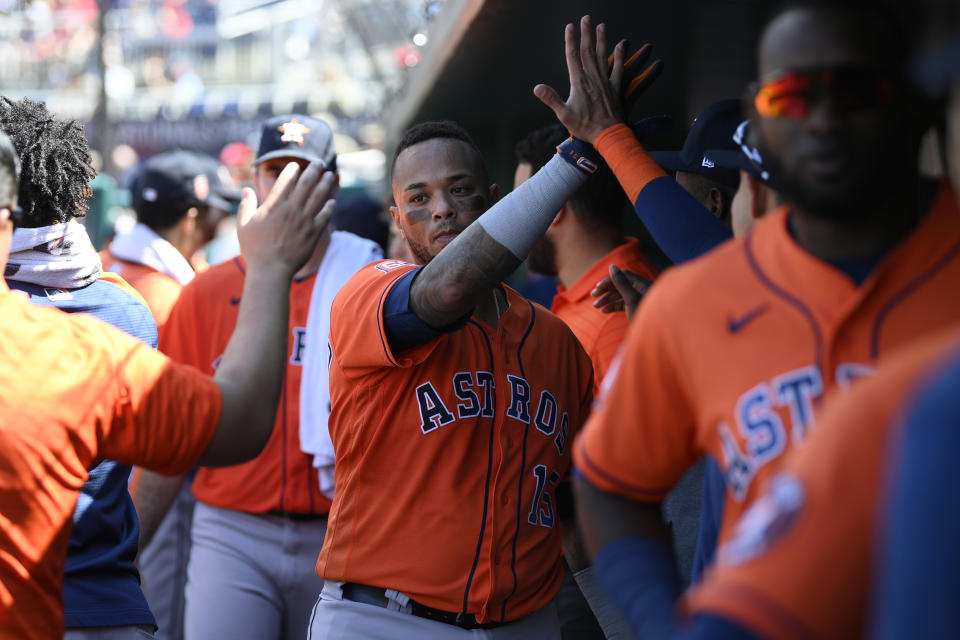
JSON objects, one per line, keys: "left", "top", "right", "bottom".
{"left": 515, "top": 123, "right": 626, "bottom": 230}
{"left": 761, "top": 1, "right": 908, "bottom": 75}
{"left": 392, "top": 120, "right": 487, "bottom": 178}
{"left": 0, "top": 132, "right": 20, "bottom": 209}
{"left": 0, "top": 98, "right": 95, "bottom": 227}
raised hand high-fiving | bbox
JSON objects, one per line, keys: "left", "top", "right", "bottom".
{"left": 535, "top": 16, "right": 664, "bottom": 144}
{"left": 236, "top": 161, "right": 337, "bottom": 276}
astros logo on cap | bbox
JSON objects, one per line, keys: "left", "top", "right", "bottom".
{"left": 278, "top": 119, "right": 310, "bottom": 146}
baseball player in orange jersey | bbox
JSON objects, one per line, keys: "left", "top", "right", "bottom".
{"left": 0, "top": 97, "right": 161, "bottom": 640}
{"left": 312, "top": 25, "right": 655, "bottom": 634}
{"left": 514, "top": 122, "right": 660, "bottom": 640}
{"left": 514, "top": 122, "right": 659, "bottom": 391}
{"left": 110, "top": 150, "right": 229, "bottom": 640}
{"left": 678, "top": 326, "right": 960, "bottom": 640}
{"left": 314, "top": 120, "right": 594, "bottom": 638}
{"left": 100, "top": 150, "right": 224, "bottom": 330}
{"left": 152, "top": 115, "right": 381, "bottom": 640}
{"left": 681, "top": 40, "right": 960, "bottom": 640}
{"left": 531, "top": 7, "right": 960, "bottom": 638}
{"left": 0, "top": 133, "right": 337, "bottom": 639}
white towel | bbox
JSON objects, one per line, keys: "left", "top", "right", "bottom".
{"left": 108, "top": 222, "right": 196, "bottom": 285}
{"left": 300, "top": 231, "right": 382, "bottom": 499}
{"left": 6, "top": 221, "right": 101, "bottom": 288}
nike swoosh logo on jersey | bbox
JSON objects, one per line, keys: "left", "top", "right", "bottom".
{"left": 727, "top": 304, "right": 769, "bottom": 333}
{"left": 230, "top": 296, "right": 241, "bottom": 305}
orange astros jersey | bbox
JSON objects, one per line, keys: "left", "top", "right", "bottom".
{"left": 686, "top": 328, "right": 960, "bottom": 640}
{"left": 160, "top": 257, "right": 330, "bottom": 515}
{"left": 317, "top": 260, "right": 594, "bottom": 624}
{"left": 100, "top": 251, "right": 185, "bottom": 330}
{"left": 0, "top": 282, "right": 221, "bottom": 639}
{"left": 551, "top": 237, "right": 658, "bottom": 391}
{"left": 575, "top": 182, "right": 960, "bottom": 545}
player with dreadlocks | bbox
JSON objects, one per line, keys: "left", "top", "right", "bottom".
{"left": 0, "top": 97, "right": 97, "bottom": 227}
{"left": 0, "top": 96, "right": 163, "bottom": 639}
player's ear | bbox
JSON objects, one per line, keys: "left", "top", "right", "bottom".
{"left": 550, "top": 205, "right": 568, "bottom": 228}
{"left": 389, "top": 205, "right": 401, "bottom": 225}
{"left": 749, "top": 176, "right": 767, "bottom": 220}
{"left": 706, "top": 187, "right": 724, "bottom": 217}
{"left": 488, "top": 183, "right": 501, "bottom": 205}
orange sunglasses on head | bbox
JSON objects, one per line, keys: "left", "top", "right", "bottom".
{"left": 752, "top": 67, "right": 894, "bottom": 119}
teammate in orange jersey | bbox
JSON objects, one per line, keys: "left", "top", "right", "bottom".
{"left": 0, "top": 131, "right": 338, "bottom": 639}
{"left": 515, "top": 122, "right": 658, "bottom": 390}
{"left": 679, "top": 327, "right": 960, "bottom": 639}
{"left": 148, "top": 115, "right": 382, "bottom": 640}
{"left": 0, "top": 96, "right": 161, "bottom": 639}
{"left": 514, "top": 122, "right": 661, "bottom": 639}
{"left": 101, "top": 150, "right": 223, "bottom": 329}
{"left": 107, "top": 149, "right": 230, "bottom": 640}
{"left": 314, "top": 119, "right": 594, "bottom": 637}
{"left": 677, "top": 33, "right": 960, "bottom": 640}
{"left": 532, "top": 7, "right": 960, "bottom": 638}
{"left": 311, "top": 23, "right": 660, "bottom": 633}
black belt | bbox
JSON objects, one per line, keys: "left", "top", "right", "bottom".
{"left": 340, "top": 583, "right": 504, "bottom": 630}
{"left": 267, "top": 510, "right": 328, "bottom": 522}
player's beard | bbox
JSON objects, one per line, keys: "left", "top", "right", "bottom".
{"left": 527, "top": 235, "right": 558, "bottom": 276}
{"left": 404, "top": 235, "right": 435, "bottom": 265}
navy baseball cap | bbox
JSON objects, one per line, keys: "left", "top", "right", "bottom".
{"left": 648, "top": 99, "right": 743, "bottom": 188}
{"left": 911, "top": 37, "right": 960, "bottom": 94}
{"left": 133, "top": 150, "right": 213, "bottom": 227}
{"left": 705, "top": 120, "right": 772, "bottom": 185}
{"left": 254, "top": 114, "right": 337, "bottom": 171}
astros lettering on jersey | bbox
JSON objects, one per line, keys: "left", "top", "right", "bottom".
{"left": 686, "top": 329, "right": 960, "bottom": 640}
{"left": 575, "top": 182, "right": 960, "bottom": 544}
{"left": 317, "top": 260, "right": 593, "bottom": 624}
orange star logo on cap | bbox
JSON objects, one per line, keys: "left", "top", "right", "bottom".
{"left": 278, "top": 119, "right": 310, "bottom": 146}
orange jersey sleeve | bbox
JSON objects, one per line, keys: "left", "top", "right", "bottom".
{"left": 573, "top": 269, "right": 700, "bottom": 502}
{"left": 330, "top": 260, "right": 441, "bottom": 375}
{"left": 91, "top": 318, "right": 223, "bottom": 474}
{"left": 686, "top": 330, "right": 960, "bottom": 640}
{"left": 593, "top": 123, "right": 667, "bottom": 203}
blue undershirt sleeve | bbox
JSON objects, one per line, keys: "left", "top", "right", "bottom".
{"left": 675, "top": 614, "right": 764, "bottom": 640}
{"left": 592, "top": 536, "right": 683, "bottom": 640}
{"left": 633, "top": 176, "right": 733, "bottom": 264}
{"left": 383, "top": 267, "right": 470, "bottom": 353}
{"left": 691, "top": 456, "right": 726, "bottom": 584}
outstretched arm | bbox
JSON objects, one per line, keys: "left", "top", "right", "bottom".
{"left": 537, "top": 21, "right": 732, "bottom": 264}
{"left": 408, "top": 16, "right": 625, "bottom": 328}
{"left": 200, "top": 163, "right": 337, "bottom": 466}
{"left": 594, "top": 125, "right": 732, "bottom": 263}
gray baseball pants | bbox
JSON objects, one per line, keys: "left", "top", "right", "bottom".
{"left": 307, "top": 581, "right": 561, "bottom": 639}
{"left": 184, "top": 503, "right": 327, "bottom": 640}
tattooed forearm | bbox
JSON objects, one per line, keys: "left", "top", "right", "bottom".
{"left": 410, "top": 224, "right": 521, "bottom": 328}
